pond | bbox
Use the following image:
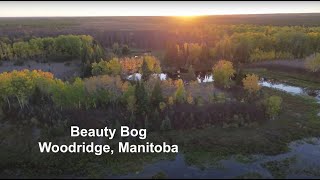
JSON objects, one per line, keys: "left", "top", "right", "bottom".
{"left": 127, "top": 73, "right": 167, "bottom": 81}
{"left": 259, "top": 79, "right": 320, "bottom": 103}
{"left": 126, "top": 73, "right": 214, "bottom": 83}
{"left": 110, "top": 138, "right": 320, "bottom": 178}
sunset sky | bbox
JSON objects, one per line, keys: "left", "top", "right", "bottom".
{"left": 0, "top": 1, "right": 320, "bottom": 17}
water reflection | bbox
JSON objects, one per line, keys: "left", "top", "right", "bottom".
{"left": 259, "top": 81, "right": 304, "bottom": 95}
{"left": 259, "top": 79, "right": 320, "bottom": 103}
{"left": 127, "top": 73, "right": 167, "bottom": 81}
{"left": 127, "top": 72, "right": 215, "bottom": 83}
{"left": 197, "top": 75, "right": 214, "bottom": 83}
{"left": 127, "top": 73, "right": 141, "bottom": 81}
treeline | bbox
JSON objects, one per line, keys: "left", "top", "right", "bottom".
{"left": 164, "top": 25, "right": 320, "bottom": 70}
{"left": 0, "top": 35, "right": 105, "bottom": 64}
{"left": 0, "top": 68, "right": 270, "bottom": 131}
{"left": 2, "top": 23, "right": 320, "bottom": 52}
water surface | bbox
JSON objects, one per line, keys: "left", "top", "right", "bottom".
{"left": 110, "top": 138, "right": 320, "bottom": 179}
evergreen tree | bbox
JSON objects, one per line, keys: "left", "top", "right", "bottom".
{"left": 134, "top": 81, "right": 149, "bottom": 116}
{"left": 121, "top": 45, "right": 130, "bottom": 56}
{"left": 141, "top": 58, "right": 151, "bottom": 81}
{"left": 186, "top": 65, "right": 196, "bottom": 81}
{"left": 151, "top": 80, "right": 163, "bottom": 107}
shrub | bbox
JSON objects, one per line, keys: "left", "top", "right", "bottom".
{"left": 212, "top": 60, "right": 235, "bottom": 88}
{"left": 159, "top": 102, "right": 167, "bottom": 111}
{"left": 168, "top": 96, "right": 174, "bottom": 106}
{"left": 305, "top": 53, "right": 320, "bottom": 72}
{"left": 213, "top": 92, "right": 226, "bottom": 103}
{"left": 242, "top": 74, "right": 261, "bottom": 94}
{"left": 160, "top": 116, "right": 172, "bottom": 131}
{"left": 186, "top": 93, "right": 194, "bottom": 104}
{"left": 195, "top": 96, "right": 204, "bottom": 106}
{"left": 264, "top": 95, "right": 282, "bottom": 120}
{"left": 275, "top": 51, "right": 294, "bottom": 60}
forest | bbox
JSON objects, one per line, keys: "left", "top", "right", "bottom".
{"left": 2, "top": 24, "right": 320, "bottom": 73}
{"left": 163, "top": 25, "right": 320, "bottom": 71}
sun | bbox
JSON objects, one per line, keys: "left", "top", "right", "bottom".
{"left": 176, "top": 15, "right": 197, "bottom": 20}
{"left": 171, "top": 14, "right": 202, "bottom": 23}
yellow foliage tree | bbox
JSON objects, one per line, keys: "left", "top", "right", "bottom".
{"left": 212, "top": 60, "right": 235, "bottom": 88}
{"left": 242, "top": 74, "right": 261, "bottom": 94}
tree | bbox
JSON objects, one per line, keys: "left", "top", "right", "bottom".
{"left": 127, "top": 95, "right": 136, "bottom": 114}
{"left": 0, "top": 70, "right": 55, "bottom": 109}
{"left": 305, "top": 53, "right": 320, "bottom": 72}
{"left": 68, "top": 78, "right": 86, "bottom": 109}
{"left": 122, "top": 84, "right": 136, "bottom": 103}
{"left": 121, "top": 45, "right": 130, "bottom": 56}
{"left": 150, "top": 80, "right": 163, "bottom": 107}
{"left": 264, "top": 95, "right": 282, "bottom": 120}
{"left": 242, "top": 74, "right": 261, "bottom": 94}
{"left": 92, "top": 60, "right": 108, "bottom": 76}
{"left": 91, "top": 58, "right": 122, "bottom": 76}
{"left": 112, "top": 43, "right": 121, "bottom": 55}
{"left": 163, "top": 42, "right": 180, "bottom": 68}
{"left": 141, "top": 58, "right": 152, "bottom": 81}
{"left": 212, "top": 60, "right": 235, "bottom": 88}
{"left": 174, "top": 79, "right": 186, "bottom": 103}
{"left": 106, "top": 58, "right": 122, "bottom": 75}
{"left": 135, "top": 81, "right": 149, "bottom": 115}
{"left": 185, "top": 65, "right": 197, "bottom": 81}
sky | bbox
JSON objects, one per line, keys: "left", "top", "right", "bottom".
{"left": 0, "top": 1, "right": 320, "bottom": 17}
